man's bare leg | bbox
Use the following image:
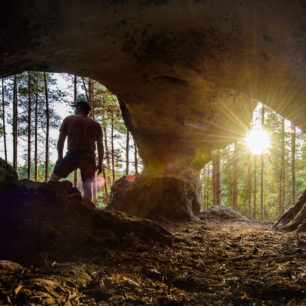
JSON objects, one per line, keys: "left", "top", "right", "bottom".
{"left": 48, "top": 173, "right": 61, "bottom": 182}
{"left": 83, "top": 181, "right": 92, "bottom": 201}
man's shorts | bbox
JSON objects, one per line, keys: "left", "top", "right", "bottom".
{"left": 53, "top": 150, "right": 96, "bottom": 182}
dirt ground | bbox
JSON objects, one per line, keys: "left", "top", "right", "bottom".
{"left": 1, "top": 218, "right": 305, "bottom": 305}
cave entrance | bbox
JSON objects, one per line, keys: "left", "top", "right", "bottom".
{"left": 0, "top": 72, "right": 142, "bottom": 207}
{"left": 200, "top": 102, "right": 305, "bottom": 223}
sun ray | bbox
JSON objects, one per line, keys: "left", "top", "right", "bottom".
{"left": 245, "top": 128, "right": 271, "bottom": 155}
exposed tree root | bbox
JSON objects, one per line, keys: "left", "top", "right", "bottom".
{"left": 0, "top": 178, "right": 173, "bottom": 265}
{"left": 274, "top": 189, "right": 306, "bottom": 233}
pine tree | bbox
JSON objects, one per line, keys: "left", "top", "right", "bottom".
{"left": 43, "top": 72, "right": 50, "bottom": 182}
{"left": 14, "top": 72, "right": 64, "bottom": 181}
{"left": 216, "top": 154, "right": 221, "bottom": 205}
{"left": 212, "top": 156, "right": 217, "bottom": 206}
{"left": 260, "top": 105, "right": 265, "bottom": 221}
{"left": 248, "top": 154, "right": 252, "bottom": 219}
{"left": 12, "top": 75, "right": 18, "bottom": 171}
{"left": 202, "top": 164, "right": 211, "bottom": 210}
{"left": 213, "top": 152, "right": 221, "bottom": 206}
{"left": 134, "top": 143, "right": 138, "bottom": 175}
{"left": 232, "top": 142, "right": 238, "bottom": 211}
{"left": 207, "top": 164, "right": 211, "bottom": 209}
{"left": 291, "top": 123, "right": 296, "bottom": 205}
{"left": 82, "top": 77, "right": 89, "bottom": 101}
{"left": 93, "top": 82, "right": 122, "bottom": 196}
{"left": 126, "top": 130, "right": 129, "bottom": 175}
{"left": 1, "top": 78, "right": 7, "bottom": 162}
{"left": 27, "top": 72, "right": 32, "bottom": 179}
{"left": 73, "top": 75, "right": 78, "bottom": 188}
{"left": 111, "top": 109, "right": 115, "bottom": 182}
{"left": 88, "top": 78, "right": 97, "bottom": 202}
{"left": 103, "top": 126, "right": 111, "bottom": 184}
{"left": 279, "top": 118, "right": 285, "bottom": 217}
{"left": 253, "top": 155, "right": 257, "bottom": 219}
{"left": 34, "top": 75, "right": 39, "bottom": 181}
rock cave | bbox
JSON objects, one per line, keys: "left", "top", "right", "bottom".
{"left": 0, "top": 1, "right": 305, "bottom": 304}
{"left": 1, "top": 0, "right": 305, "bottom": 219}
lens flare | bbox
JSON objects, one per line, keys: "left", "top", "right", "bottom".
{"left": 126, "top": 175, "right": 136, "bottom": 182}
{"left": 245, "top": 129, "right": 271, "bottom": 155}
{"left": 95, "top": 177, "right": 106, "bottom": 188}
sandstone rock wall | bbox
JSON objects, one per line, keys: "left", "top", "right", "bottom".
{"left": 0, "top": 1, "right": 304, "bottom": 191}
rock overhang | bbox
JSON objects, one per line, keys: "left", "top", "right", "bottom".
{"left": 0, "top": 0, "right": 305, "bottom": 172}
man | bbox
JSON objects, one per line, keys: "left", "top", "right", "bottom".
{"left": 48, "top": 100, "right": 103, "bottom": 201}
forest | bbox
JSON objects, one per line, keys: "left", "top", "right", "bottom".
{"left": 1, "top": 1, "right": 306, "bottom": 303}
{"left": 1, "top": 72, "right": 305, "bottom": 220}
{"left": 0, "top": 74, "right": 305, "bottom": 304}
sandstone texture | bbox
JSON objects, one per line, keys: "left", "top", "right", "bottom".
{"left": 200, "top": 205, "right": 246, "bottom": 220}
{"left": 0, "top": 159, "right": 173, "bottom": 263}
{"left": 107, "top": 175, "right": 202, "bottom": 220}
{"left": 0, "top": 1, "right": 305, "bottom": 170}
{"left": 0, "top": 158, "right": 18, "bottom": 194}
{"left": 0, "top": 1, "right": 305, "bottom": 218}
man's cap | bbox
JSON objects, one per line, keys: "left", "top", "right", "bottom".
{"left": 72, "top": 100, "right": 91, "bottom": 111}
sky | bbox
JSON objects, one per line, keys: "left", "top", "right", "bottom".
{"left": 1, "top": 74, "right": 72, "bottom": 165}
{"left": 0, "top": 73, "right": 138, "bottom": 174}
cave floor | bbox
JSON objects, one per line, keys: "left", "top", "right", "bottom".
{"left": 1, "top": 219, "right": 305, "bottom": 305}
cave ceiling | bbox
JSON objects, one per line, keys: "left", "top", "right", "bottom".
{"left": 0, "top": 0, "right": 305, "bottom": 171}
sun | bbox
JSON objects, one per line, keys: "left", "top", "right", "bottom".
{"left": 245, "top": 129, "right": 271, "bottom": 155}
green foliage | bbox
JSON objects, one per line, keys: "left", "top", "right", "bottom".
{"left": 201, "top": 104, "right": 305, "bottom": 221}
{"left": 5, "top": 73, "right": 303, "bottom": 217}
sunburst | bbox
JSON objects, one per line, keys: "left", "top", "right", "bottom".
{"left": 245, "top": 129, "right": 271, "bottom": 155}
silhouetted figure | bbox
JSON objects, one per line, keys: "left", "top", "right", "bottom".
{"left": 49, "top": 100, "right": 103, "bottom": 201}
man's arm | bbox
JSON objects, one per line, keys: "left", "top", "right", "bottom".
{"left": 57, "top": 131, "right": 67, "bottom": 161}
{"left": 96, "top": 134, "right": 104, "bottom": 174}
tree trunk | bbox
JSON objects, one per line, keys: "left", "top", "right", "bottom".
{"left": 134, "top": 142, "right": 138, "bottom": 175}
{"left": 44, "top": 72, "right": 50, "bottom": 182}
{"left": 274, "top": 189, "right": 306, "bottom": 233}
{"left": 111, "top": 110, "right": 115, "bottom": 182}
{"left": 248, "top": 154, "right": 252, "bottom": 219}
{"left": 27, "top": 72, "right": 32, "bottom": 180}
{"left": 203, "top": 164, "right": 211, "bottom": 210}
{"left": 202, "top": 167, "right": 206, "bottom": 210}
{"left": 206, "top": 165, "right": 210, "bottom": 209}
{"left": 74, "top": 75, "right": 77, "bottom": 102}
{"left": 291, "top": 123, "right": 296, "bottom": 205}
{"left": 103, "top": 125, "right": 112, "bottom": 190}
{"left": 82, "top": 77, "right": 89, "bottom": 101}
{"left": 34, "top": 77, "right": 38, "bottom": 182}
{"left": 283, "top": 147, "right": 286, "bottom": 216}
{"left": 279, "top": 118, "right": 285, "bottom": 217}
{"left": 88, "top": 78, "right": 95, "bottom": 119}
{"left": 260, "top": 105, "right": 265, "bottom": 221}
{"left": 1, "top": 78, "right": 7, "bottom": 162}
{"left": 216, "top": 154, "right": 221, "bottom": 205}
{"left": 103, "top": 126, "right": 110, "bottom": 170}
{"left": 126, "top": 130, "right": 129, "bottom": 175}
{"left": 278, "top": 161, "right": 282, "bottom": 218}
{"left": 88, "top": 78, "right": 97, "bottom": 202}
{"left": 101, "top": 125, "right": 108, "bottom": 196}
{"left": 13, "top": 75, "right": 18, "bottom": 171}
{"left": 73, "top": 75, "right": 78, "bottom": 188}
{"left": 253, "top": 155, "right": 257, "bottom": 220}
{"left": 213, "top": 154, "right": 221, "bottom": 206}
{"left": 102, "top": 164, "right": 108, "bottom": 196}
{"left": 212, "top": 156, "right": 217, "bottom": 206}
{"left": 232, "top": 142, "right": 238, "bottom": 211}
